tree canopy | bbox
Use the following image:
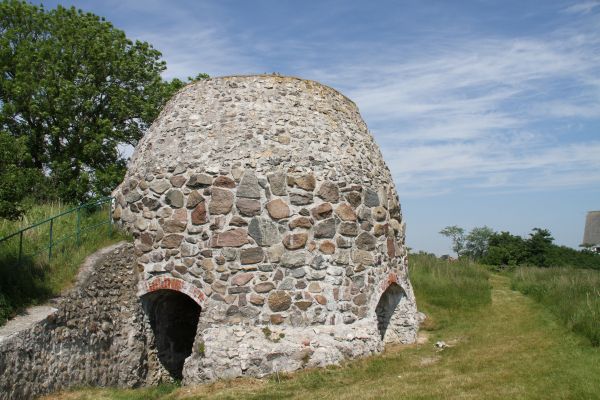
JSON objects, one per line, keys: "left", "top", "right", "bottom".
{"left": 0, "top": 0, "right": 192, "bottom": 214}
{"left": 439, "top": 225, "right": 465, "bottom": 257}
{"left": 439, "top": 224, "right": 600, "bottom": 270}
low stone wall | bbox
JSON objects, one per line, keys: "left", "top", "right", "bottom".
{"left": 0, "top": 243, "right": 164, "bottom": 400}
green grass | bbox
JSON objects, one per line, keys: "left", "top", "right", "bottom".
{"left": 511, "top": 266, "right": 600, "bottom": 346}
{"left": 46, "top": 254, "right": 600, "bottom": 399}
{"left": 409, "top": 253, "right": 492, "bottom": 330}
{"left": 0, "top": 201, "right": 128, "bottom": 325}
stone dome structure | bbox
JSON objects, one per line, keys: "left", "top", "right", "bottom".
{"left": 112, "top": 75, "right": 419, "bottom": 382}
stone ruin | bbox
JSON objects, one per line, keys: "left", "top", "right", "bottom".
{"left": 113, "top": 75, "right": 419, "bottom": 381}
{"left": 0, "top": 75, "right": 419, "bottom": 399}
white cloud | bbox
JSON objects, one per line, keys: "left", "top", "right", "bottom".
{"left": 564, "top": 1, "right": 600, "bottom": 14}
{"left": 304, "top": 27, "right": 600, "bottom": 197}
{"left": 99, "top": 0, "right": 600, "bottom": 199}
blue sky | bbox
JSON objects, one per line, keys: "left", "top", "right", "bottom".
{"left": 36, "top": 0, "right": 600, "bottom": 254}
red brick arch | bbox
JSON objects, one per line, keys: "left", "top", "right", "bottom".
{"left": 137, "top": 276, "right": 206, "bottom": 306}
{"left": 380, "top": 272, "right": 399, "bottom": 292}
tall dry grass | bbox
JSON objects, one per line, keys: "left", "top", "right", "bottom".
{"left": 511, "top": 267, "right": 600, "bottom": 346}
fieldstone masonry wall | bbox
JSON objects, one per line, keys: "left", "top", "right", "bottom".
{"left": 113, "top": 75, "right": 419, "bottom": 382}
{"left": 0, "top": 243, "right": 168, "bottom": 400}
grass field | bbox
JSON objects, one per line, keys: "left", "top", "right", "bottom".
{"left": 511, "top": 266, "right": 600, "bottom": 346}
{"left": 43, "top": 254, "right": 600, "bottom": 400}
{"left": 0, "top": 201, "right": 127, "bottom": 325}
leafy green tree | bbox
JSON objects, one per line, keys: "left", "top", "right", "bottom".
{"left": 440, "top": 225, "right": 466, "bottom": 258}
{"left": 0, "top": 1, "right": 187, "bottom": 203}
{"left": 464, "top": 226, "right": 495, "bottom": 260}
{"left": 0, "top": 130, "right": 44, "bottom": 219}
{"left": 526, "top": 228, "right": 554, "bottom": 267}
{"left": 482, "top": 231, "right": 528, "bottom": 266}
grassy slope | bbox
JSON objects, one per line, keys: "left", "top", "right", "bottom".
{"left": 0, "top": 202, "right": 128, "bottom": 324}
{"left": 44, "top": 257, "right": 600, "bottom": 400}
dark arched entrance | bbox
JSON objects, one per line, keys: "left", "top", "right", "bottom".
{"left": 141, "top": 289, "right": 201, "bottom": 379}
{"left": 375, "top": 283, "right": 406, "bottom": 341}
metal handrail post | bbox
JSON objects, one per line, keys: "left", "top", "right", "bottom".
{"left": 48, "top": 218, "right": 54, "bottom": 261}
{"left": 76, "top": 206, "right": 81, "bottom": 245}
{"left": 18, "top": 231, "right": 23, "bottom": 267}
{"left": 108, "top": 199, "right": 113, "bottom": 237}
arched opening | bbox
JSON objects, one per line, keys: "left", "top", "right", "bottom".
{"left": 375, "top": 283, "right": 406, "bottom": 342}
{"left": 141, "top": 289, "right": 201, "bottom": 379}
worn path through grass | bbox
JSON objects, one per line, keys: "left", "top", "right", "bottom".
{"left": 46, "top": 274, "right": 600, "bottom": 400}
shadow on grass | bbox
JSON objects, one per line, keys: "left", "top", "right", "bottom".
{"left": 0, "top": 253, "right": 54, "bottom": 324}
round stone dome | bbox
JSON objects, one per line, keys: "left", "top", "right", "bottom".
{"left": 112, "top": 75, "right": 418, "bottom": 382}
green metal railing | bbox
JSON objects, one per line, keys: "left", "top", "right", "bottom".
{"left": 0, "top": 197, "right": 114, "bottom": 267}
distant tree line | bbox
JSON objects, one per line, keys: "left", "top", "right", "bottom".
{"left": 440, "top": 225, "right": 600, "bottom": 270}
{"left": 0, "top": 0, "right": 207, "bottom": 219}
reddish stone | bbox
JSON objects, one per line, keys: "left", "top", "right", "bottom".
{"left": 295, "top": 174, "right": 316, "bottom": 191}
{"left": 191, "top": 202, "right": 208, "bottom": 225}
{"left": 240, "top": 247, "right": 265, "bottom": 264}
{"left": 162, "top": 218, "right": 186, "bottom": 233}
{"left": 319, "top": 241, "right": 336, "bottom": 254}
{"left": 387, "top": 237, "right": 396, "bottom": 258}
{"left": 270, "top": 314, "right": 285, "bottom": 324}
{"left": 308, "top": 282, "right": 321, "bottom": 293}
{"left": 254, "top": 282, "right": 275, "bottom": 293}
{"left": 311, "top": 203, "right": 332, "bottom": 220}
{"left": 135, "top": 242, "right": 152, "bottom": 254}
{"left": 213, "top": 175, "right": 236, "bottom": 188}
{"left": 229, "top": 216, "right": 248, "bottom": 226}
{"left": 249, "top": 293, "right": 265, "bottom": 305}
{"left": 186, "top": 190, "right": 204, "bottom": 209}
{"left": 353, "top": 293, "right": 367, "bottom": 306}
{"left": 314, "top": 295, "right": 327, "bottom": 305}
{"left": 236, "top": 198, "right": 262, "bottom": 216}
{"left": 140, "top": 231, "right": 153, "bottom": 247}
{"left": 374, "top": 223, "right": 388, "bottom": 237}
{"left": 295, "top": 300, "right": 313, "bottom": 311}
{"left": 211, "top": 228, "right": 249, "bottom": 247}
{"left": 356, "top": 232, "right": 376, "bottom": 251}
{"left": 170, "top": 175, "right": 186, "bottom": 188}
{"left": 161, "top": 234, "right": 183, "bottom": 248}
{"left": 345, "top": 191, "right": 362, "bottom": 208}
{"left": 172, "top": 208, "right": 187, "bottom": 222}
{"left": 335, "top": 203, "right": 357, "bottom": 221}
{"left": 174, "top": 264, "right": 187, "bottom": 274}
{"left": 209, "top": 187, "right": 234, "bottom": 215}
{"left": 268, "top": 291, "right": 292, "bottom": 312}
{"left": 289, "top": 217, "right": 313, "bottom": 229}
{"left": 282, "top": 232, "right": 308, "bottom": 250}
{"left": 266, "top": 198, "right": 290, "bottom": 219}
{"left": 232, "top": 272, "right": 253, "bottom": 286}
{"left": 212, "top": 281, "right": 227, "bottom": 294}
{"left": 317, "top": 181, "right": 339, "bottom": 203}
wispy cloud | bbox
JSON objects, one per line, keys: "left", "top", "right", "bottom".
{"left": 301, "top": 18, "right": 600, "bottom": 197}
{"left": 563, "top": 1, "right": 600, "bottom": 14}
{"left": 93, "top": 0, "right": 600, "bottom": 199}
